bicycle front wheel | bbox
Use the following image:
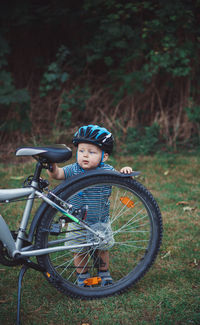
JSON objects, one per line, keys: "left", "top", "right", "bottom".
{"left": 36, "top": 175, "right": 162, "bottom": 298}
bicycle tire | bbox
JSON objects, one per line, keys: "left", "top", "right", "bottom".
{"left": 36, "top": 174, "right": 162, "bottom": 298}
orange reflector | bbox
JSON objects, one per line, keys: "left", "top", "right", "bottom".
{"left": 120, "top": 196, "right": 135, "bottom": 208}
{"left": 84, "top": 277, "right": 101, "bottom": 286}
{"left": 46, "top": 272, "right": 51, "bottom": 278}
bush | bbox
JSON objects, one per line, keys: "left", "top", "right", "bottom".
{"left": 58, "top": 83, "right": 91, "bottom": 128}
{"left": 125, "top": 123, "right": 160, "bottom": 155}
{"left": 0, "top": 34, "right": 30, "bottom": 140}
{"left": 39, "top": 45, "right": 70, "bottom": 97}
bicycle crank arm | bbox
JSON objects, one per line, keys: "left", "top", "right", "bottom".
{"left": 0, "top": 215, "right": 19, "bottom": 257}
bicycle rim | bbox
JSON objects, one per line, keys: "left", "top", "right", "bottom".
{"left": 36, "top": 176, "right": 162, "bottom": 298}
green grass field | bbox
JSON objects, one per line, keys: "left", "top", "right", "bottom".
{"left": 0, "top": 152, "right": 199, "bottom": 325}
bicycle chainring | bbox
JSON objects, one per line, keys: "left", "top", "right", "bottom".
{"left": 0, "top": 240, "right": 22, "bottom": 267}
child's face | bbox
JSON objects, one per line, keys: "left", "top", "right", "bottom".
{"left": 77, "top": 143, "right": 108, "bottom": 170}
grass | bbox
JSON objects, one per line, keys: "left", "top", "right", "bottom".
{"left": 0, "top": 151, "right": 199, "bottom": 325}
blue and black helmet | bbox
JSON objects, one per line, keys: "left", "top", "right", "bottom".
{"left": 72, "top": 125, "right": 114, "bottom": 154}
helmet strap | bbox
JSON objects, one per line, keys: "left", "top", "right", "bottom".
{"left": 99, "top": 150, "right": 105, "bottom": 167}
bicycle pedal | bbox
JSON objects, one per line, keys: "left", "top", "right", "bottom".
{"left": 83, "top": 276, "right": 101, "bottom": 286}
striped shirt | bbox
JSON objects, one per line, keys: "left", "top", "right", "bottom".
{"left": 63, "top": 162, "right": 115, "bottom": 251}
{"left": 63, "top": 162, "right": 114, "bottom": 224}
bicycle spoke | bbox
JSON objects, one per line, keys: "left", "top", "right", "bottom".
{"left": 36, "top": 176, "right": 162, "bottom": 298}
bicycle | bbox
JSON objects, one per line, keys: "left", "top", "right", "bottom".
{"left": 0, "top": 144, "right": 162, "bottom": 317}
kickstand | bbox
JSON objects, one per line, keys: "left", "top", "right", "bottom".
{"left": 17, "top": 264, "right": 29, "bottom": 325}
{"left": 16, "top": 260, "right": 46, "bottom": 325}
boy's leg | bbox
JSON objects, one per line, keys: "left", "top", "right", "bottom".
{"left": 74, "top": 251, "right": 109, "bottom": 272}
{"left": 98, "top": 250, "right": 109, "bottom": 271}
{"left": 98, "top": 250, "right": 113, "bottom": 285}
{"left": 74, "top": 250, "right": 112, "bottom": 286}
{"left": 74, "top": 252, "right": 89, "bottom": 274}
{"left": 74, "top": 252, "right": 91, "bottom": 287}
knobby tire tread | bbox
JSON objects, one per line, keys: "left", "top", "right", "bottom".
{"left": 36, "top": 175, "right": 162, "bottom": 299}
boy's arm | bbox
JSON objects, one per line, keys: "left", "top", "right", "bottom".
{"left": 120, "top": 166, "right": 133, "bottom": 174}
{"left": 47, "top": 163, "right": 65, "bottom": 180}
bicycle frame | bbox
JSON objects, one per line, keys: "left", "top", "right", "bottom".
{"left": 0, "top": 166, "right": 139, "bottom": 260}
{"left": 0, "top": 184, "right": 101, "bottom": 259}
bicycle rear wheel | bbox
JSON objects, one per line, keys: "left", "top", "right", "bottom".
{"left": 36, "top": 175, "right": 162, "bottom": 298}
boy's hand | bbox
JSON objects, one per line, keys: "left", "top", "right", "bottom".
{"left": 47, "top": 163, "right": 65, "bottom": 180}
{"left": 120, "top": 166, "right": 133, "bottom": 174}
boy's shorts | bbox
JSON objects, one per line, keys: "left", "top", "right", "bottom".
{"left": 64, "top": 220, "right": 115, "bottom": 253}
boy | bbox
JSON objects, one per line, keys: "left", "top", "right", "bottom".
{"left": 48, "top": 125, "right": 132, "bottom": 286}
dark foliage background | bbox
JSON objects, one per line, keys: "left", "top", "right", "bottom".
{"left": 0, "top": 0, "right": 200, "bottom": 153}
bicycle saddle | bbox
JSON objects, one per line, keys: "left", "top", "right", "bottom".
{"left": 16, "top": 144, "right": 72, "bottom": 163}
